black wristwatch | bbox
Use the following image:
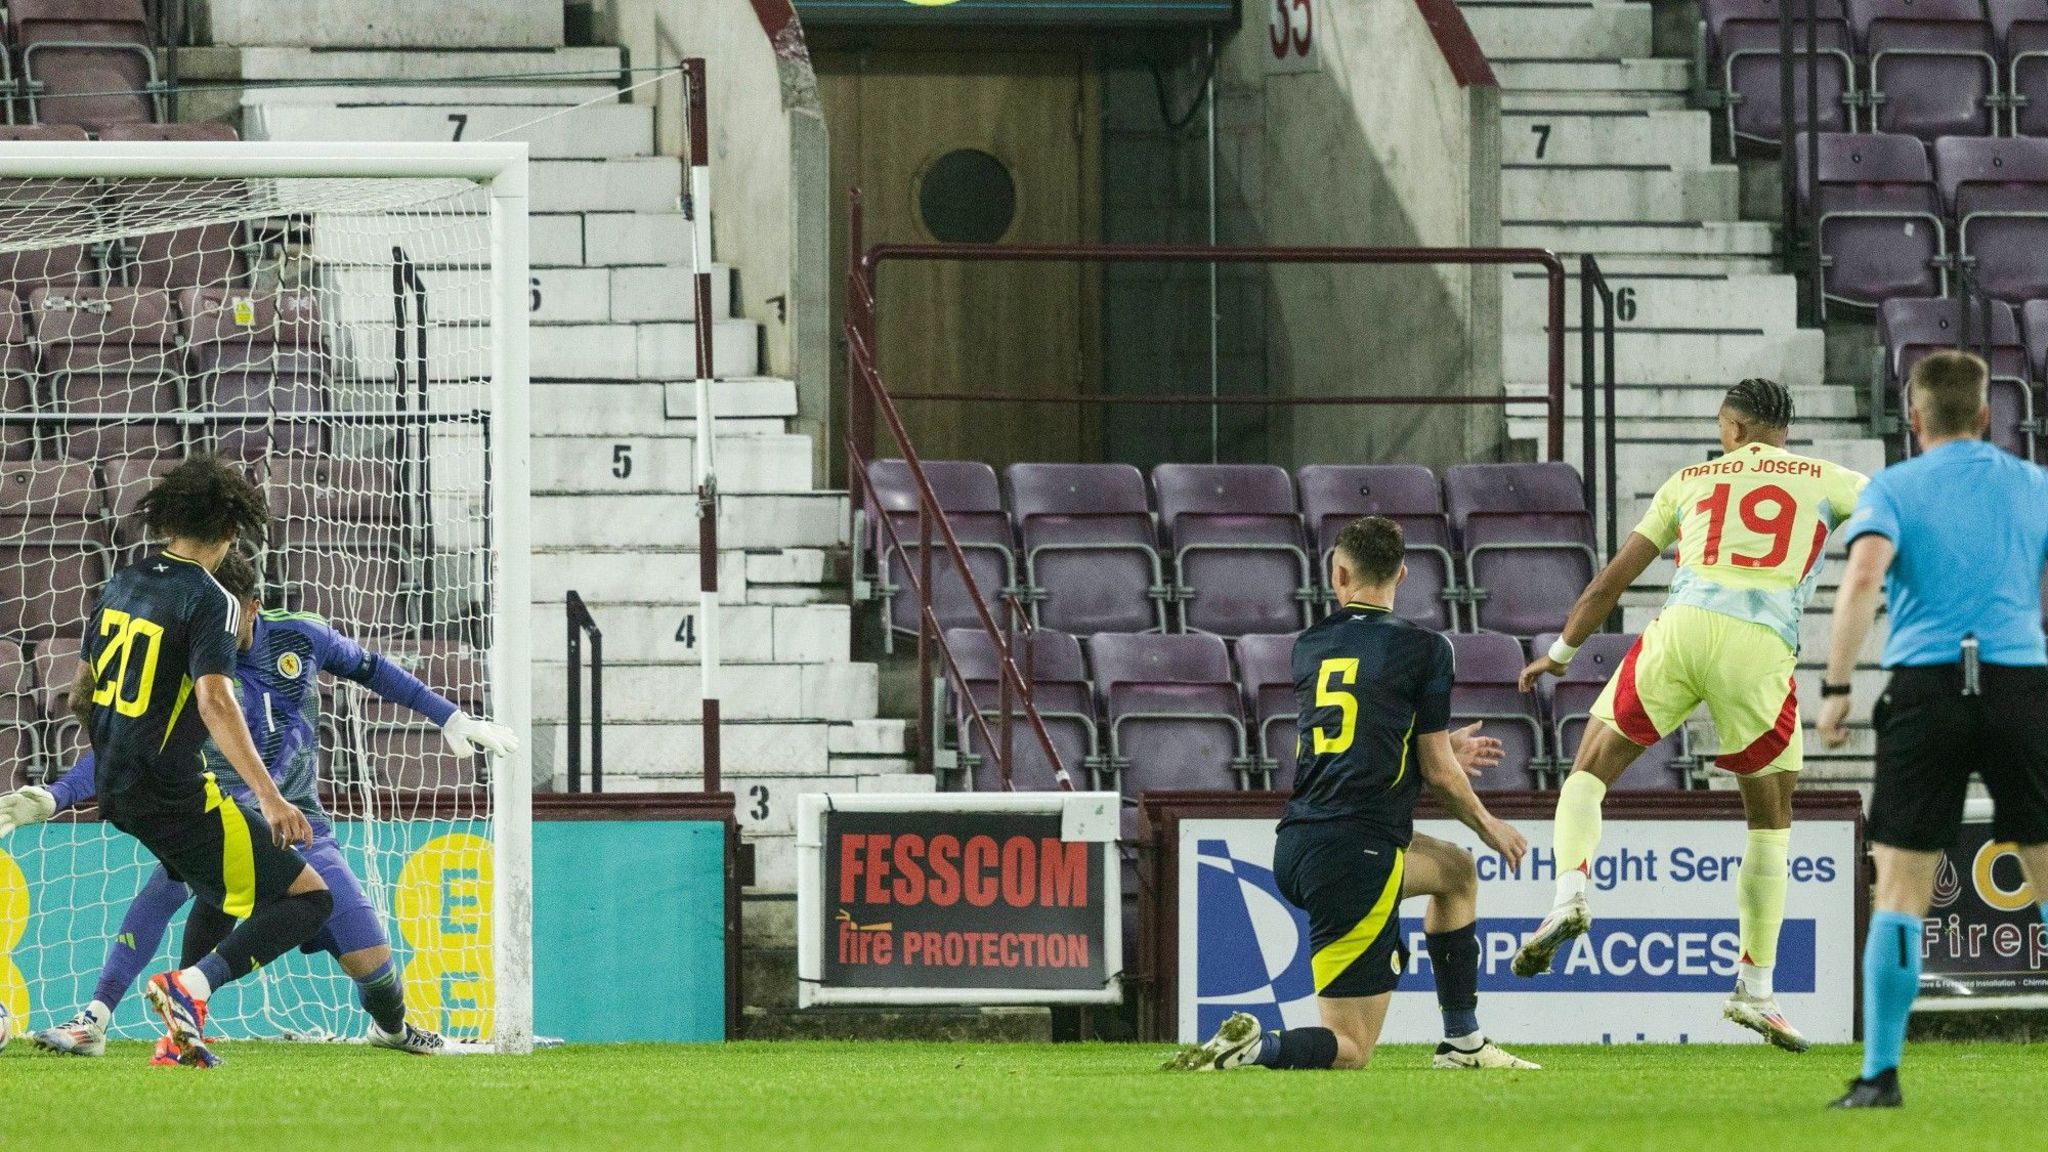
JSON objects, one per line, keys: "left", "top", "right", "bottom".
{"left": 1819, "top": 682, "right": 1852, "bottom": 698}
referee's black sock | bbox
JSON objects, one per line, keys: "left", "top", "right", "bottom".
{"left": 205, "top": 888, "right": 333, "bottom": 987}
{"left": 1426, "top": 923, "right": 1483, "bottom": 1041}
{"left": 1251, "top": 1027, "right": 1339, "bottom": 1069}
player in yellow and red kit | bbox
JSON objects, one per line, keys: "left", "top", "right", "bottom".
{"left": 1510, "top": 379, "right": 1866, "bottom": 1051}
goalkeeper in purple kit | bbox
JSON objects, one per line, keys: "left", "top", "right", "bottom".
{"left": 0, "top": 552, "right": 517, "bottom": 1058}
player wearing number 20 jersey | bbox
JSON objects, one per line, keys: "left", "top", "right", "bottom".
{"left": 1596, "top": 435, "right": 1868, "bottom": 770}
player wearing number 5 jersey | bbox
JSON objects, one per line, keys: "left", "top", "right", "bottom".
{"left": 1512, "top": 379, "right": 1867, "bottom": 1052}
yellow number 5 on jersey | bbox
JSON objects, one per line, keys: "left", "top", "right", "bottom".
{"left": 1312, "top": 657, "right": 1359, "bottom": 754}
{"left": 92, "top": 609, "right": 164, "bottom": 718}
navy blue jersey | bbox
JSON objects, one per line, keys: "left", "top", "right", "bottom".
{"left": 84, "top": 550, "right": 241, "bottom": 818}
{"left": 1280, "top": 603, "right": 1455, "bottom": 844}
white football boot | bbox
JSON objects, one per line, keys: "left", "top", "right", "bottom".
{"left": 369, "top": 1021, "right": 447, "bottom": 1055}
{"left": 1723, "top": 979, "right": 1810, "bottom": 1053}
{"left": 1512, "top": 894, "right": 1592, "bottom": 978}
{"left": 1432, "top": 1038, "right": 1541, "bottom": 1070}
{"left": 31, "top": 1010, "right": 107, "bottom": 1057}
{"left": 1159, "top": 1011, "right": 1263, "bottom": 1071}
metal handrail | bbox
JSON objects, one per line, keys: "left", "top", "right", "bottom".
{"left": 564, "top": 590, "right": 604, "bottom": 794}
{"left": 1578, "top": 254, "right": 1619, "bottom": 563}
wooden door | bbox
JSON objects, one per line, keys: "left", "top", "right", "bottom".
{"left": 821, "top": 49, "right": 1098, "bottom": 473}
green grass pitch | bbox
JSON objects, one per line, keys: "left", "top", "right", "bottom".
{"left": 3, "top": 1041, "right": 2042, "bottom": 1149}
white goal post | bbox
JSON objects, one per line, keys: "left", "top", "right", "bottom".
{"left": 0, "top": 141, "right": 532, "bottom": 1054}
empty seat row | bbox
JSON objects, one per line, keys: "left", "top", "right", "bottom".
{"left": 1877, "top": 295, "right": 2048, "bottom": 459}
{"left": 0, "top": 285, "right": 331, "bottom": 462}
{"left": 0, "top": 632, "right": 488, "bottom": 796}
{"left": 1802, "top": 132, "right": 2048, "bottom": 310}
{"left": 0, "top": 453, "right": 423, "bottom": 640}
{"left": 937, "top": 628, "right": 1696, "bottom": 801}
{"left": 862, "top": 460, "right": 1597, "bottom": 642}
{"left": 1706, "top": 0, "right": 2048, "bottom": 148}
{"left": 0, "top": 0, "right": 164, "bottom": 132}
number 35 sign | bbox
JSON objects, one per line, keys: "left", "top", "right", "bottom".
{"left": 1268, "top": 0, "right": 1319, "bottom": 73}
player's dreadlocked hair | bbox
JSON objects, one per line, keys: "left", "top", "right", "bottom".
{"left": 1722, "top": 377, "right": 1794, "bottom": 429}
{"left": 137, "top": 455, "right": 268, "bottom": 547}
{"left": 213, "top": 550, "right": 262, "bottom": 603}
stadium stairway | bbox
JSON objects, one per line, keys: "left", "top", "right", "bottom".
{"left": 1458, "top": 0, "right": 1884, "bottom": 789}
{"left": 202, "top": 36, "right": 1040, "bottom": 1039}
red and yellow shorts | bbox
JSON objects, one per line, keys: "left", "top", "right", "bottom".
{"left": 1591, "top": 604, "right": 1802, "bottom": 776}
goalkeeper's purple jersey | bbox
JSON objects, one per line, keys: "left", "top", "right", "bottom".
{"left": 50, "top": 611, "right": 457, "bottom": 822}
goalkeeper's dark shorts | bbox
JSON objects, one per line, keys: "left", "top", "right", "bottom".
{"left": 106, "top": 772, "right": 310, "bottom": 919}
{"left": 1273, "top": 821, "right": 1408, "bottom": 999}
{"left": 1869, "top": 663, "right": 2048, "bottom": 851}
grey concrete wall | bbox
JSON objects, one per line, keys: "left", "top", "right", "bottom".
{"left": 1222, "top": 2, "right": 1504, "bottom": 470}
{"left": 602, "top": 0, "right": 831, "bottom": 478}
{"left": 202, "top": 0, "right": 563, "bottom": 48}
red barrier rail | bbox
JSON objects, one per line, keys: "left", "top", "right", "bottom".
{"left": 843, "top": 187, "right": 1571, "bottom": 793}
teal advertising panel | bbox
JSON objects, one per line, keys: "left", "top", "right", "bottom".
{"left": 0, "top": 818, "right": 725, "bottom": 1045}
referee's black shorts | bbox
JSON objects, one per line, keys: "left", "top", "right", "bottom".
{"left": 1869, "top": 663, "right": 2048, "bottom": 851}
{"left": 1274, "top": 821, "right": 1408, "bottom": 999}
{"left": 105, "top": 772, "right": 310, "bottom": 919}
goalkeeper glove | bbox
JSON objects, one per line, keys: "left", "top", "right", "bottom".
{"left": 0, "top": 785, "right": 56, "bottom": 839}
{"left": 441, "top": 711, "right": 520, "bottom": 758}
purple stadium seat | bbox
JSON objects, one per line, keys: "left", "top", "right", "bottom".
{"left": 1993, "top": 0, "right": 2048, "bottom": 136}
{"left": 182, "top": 288, "right": 329, "bottom": 459}
{"left": 1442, "top": 464, "right": 1596, "bottom": 638}
{"left": 1006, "top": 463, "right": 1167, "bottom": 636}
{"left": 1233, "top": 632, "right": 1299, "bottom": 790}
{"left": 100, "top": 455, "right": 176, "bottom": 552}
{"left": 863, "top": 459, "right": 1015, "bottom": 653}
{"left": 1878, "top": 297, "right": 2035, "bottom": 457}
{"left": 0, "top": 146, "right": 102, "bottom": 299}
{"left": 358, "top": 718, "right": 482, "bottom": 802}
{"left": 31, "top": 286, "right": 182, "bottom": 461}
{"left": 1935, "top": 136, "right": 2048, "bottom": 306}
{"left": 101, "top": 124, "right": 248, "bottom": 290}
{"left": 943, "top": 627, "right": 1095, "bottom": 791}
{"left": 1151, "top": 464, "right": 1313, "bottom": 637}
{"left": 1447, "top": 632, "right": 1545, "bottom": 789}
{"left": 0, "top": 294, "right": 37, "bottom": 460}
{"left": 0, "top": 638, "right": 41, "bottom": 789}
{"left": 29, "top": 636, "right": 87, "bottom": 779}
{"left": 1088, "top": 632, "right": 1253, "bottom": 797}
{"left": 263, "top": 456, "right": 415, "bottom": 636}
{"left": 0, "top": 462, "right": 105, "bottom": 641}
{"left": 1296, "top": 464, "right": 1461, "bottom": 630}
{"left": 1534, "top": 631, "right": 1692, "bottom": 791}
{"left": 1796, "top": 132, "right": 1945, "bottom": 310}
{"left": 1704, "top": 0, "right": 1859, "bottom": 151}
{"left": 1850, "top": 0, "right": 2001, "bottom": 141}
{"left": 13, "top": 0, "right": 161, "bottom": 131}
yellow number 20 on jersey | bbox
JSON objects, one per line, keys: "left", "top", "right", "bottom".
{"left": 92, "top": 609, "right": 164, "bottom": 718}
{"left": 1312, "top": 657, "right": 1359, "bottom": 754}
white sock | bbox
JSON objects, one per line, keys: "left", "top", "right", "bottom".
{"left": 84, "top": 1000, "right": 112, "bottom": 1027}
{"left": 1739, "top": 962, "right": 1774, "bottom": 999}
{"left": 176, "top": 966, "right": 214, "bottom": 1002}
{"left": 1446, "top": 1032, "right": 1486, "bottom": 1053}
{"left": 1555, "top": 866, "right": 1587, "bottom": 906}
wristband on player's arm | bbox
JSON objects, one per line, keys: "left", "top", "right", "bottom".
{"left": 1819, "top": 682, "right": 1852, "bottom": 698}
{"left": 1547, "top": 637, "right": 1579, "bottom": 666}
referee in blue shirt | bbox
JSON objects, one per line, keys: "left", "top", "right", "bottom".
{"left": 1818, "top": 350, "right": 2048, "bottom": 1109}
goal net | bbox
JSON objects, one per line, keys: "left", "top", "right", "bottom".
{"left": 0, "top": 143, "right": 532, "bottom": 1052}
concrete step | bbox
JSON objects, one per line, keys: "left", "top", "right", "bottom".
{"left": 1504, "top": 271, "right": 1799, "bottom": 332}
{"left": 527, "top": 600, "right": 849, "bottom": 664}
{"left": 532, "top": 433, "right": 815, "bottom": 494}
{"left": 1503, "top": 220, "right": 1777, "bottom": 258}
{"left": 533, "top": 660, "right": 877, "bottom": 724}
{"left": 1505, "top": 328, "right": 1825, "bottom": 387}
{"left": 532, "top": 547, "right": 748, "bottom": 604}
{"left": 1461, "top": 3, "right": 1652, "bottom": 59}
{"left": 1502, "top": 89, "right": 1690, "bottom": 113}
{"left": 235, "top": 46, "right": 623, "bottom": 82}
{"left": 1491, "top": 57, "right": 1692, "bottom": 95}
{"left": 1502, "top": 165, "right": 1739, "bottom": 223}
{"left": 528, "top": 318, "right": 760, "bottom": 380}
{"left": 533, "top": 492, "right": 849, "bottom": 550}
{"left": 247, "top": 102, "right": 654, "bottom": 159}
{"left": 1504, "top": 381, "right": 1859, "bottom": 420}
{"left": 530, "top": 265, "right": 737, "bottom": 324}
{"left": 533, "top": 212, "right": 704, "bottom": 269}
{"left": 528, "top": 380, "right": 795, "bottom": 437}
{"left": 538, "top": 717, "right": 909, "bottom": 780}
{"left": 243, "top": 84, "right": 618, "bottom": 107}
{"left": 532, "top": 158, "right": 680, "bottom": 213}
{"left": 1500, "top": 108, "right": 1713, "bottom": 168}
